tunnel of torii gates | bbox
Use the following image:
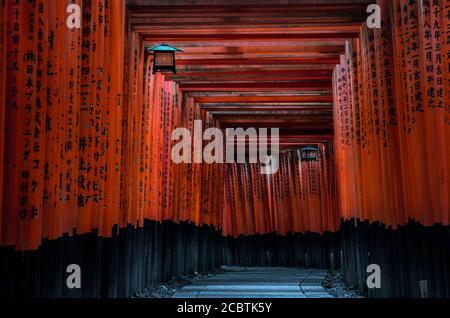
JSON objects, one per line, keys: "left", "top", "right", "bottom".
{"left": 0, "top": 0, "right": 449, "bottom": 299}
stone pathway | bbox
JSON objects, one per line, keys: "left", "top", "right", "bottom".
{"left": 172, "top": 266, "right": 333, "bottom": 298}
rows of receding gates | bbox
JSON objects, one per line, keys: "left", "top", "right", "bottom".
{"left": 0, "top": 0, "right": 449, "bottom": 298}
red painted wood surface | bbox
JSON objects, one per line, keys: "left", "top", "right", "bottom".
{"left": 334, "top": 0, "right": 450, "bottom": 227}
{"left": 222, "top": 145, "right": 339, "bottom": 236}
{"left": 1, "top": 0, "right": 447, "bottom": 252}
{"left": 0, "top": 0, "right": 125, "bottom": 250}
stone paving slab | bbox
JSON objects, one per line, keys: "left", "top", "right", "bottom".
{"left": 172, "top": 266, "right": 333, "bottom": 298}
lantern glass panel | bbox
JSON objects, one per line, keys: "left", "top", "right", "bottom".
{"left": 300, "top": 146, "right": 319, "bottom": 161}
{"left": 155, "top": 52, "right": 174, "bottom": 67}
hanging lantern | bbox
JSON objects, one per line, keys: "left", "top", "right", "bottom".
{"left": 146, "top": 43, "right": 183, "bottom": 74}
{"left": 300, "top": 145, "right": 319, "bottom": 161}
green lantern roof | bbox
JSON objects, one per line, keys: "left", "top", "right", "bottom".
{"left": 146, "top": 43, "right": 183, "bottom": 52}
{"left": 302, "top": 145, "right": 319, "bottom": 151}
